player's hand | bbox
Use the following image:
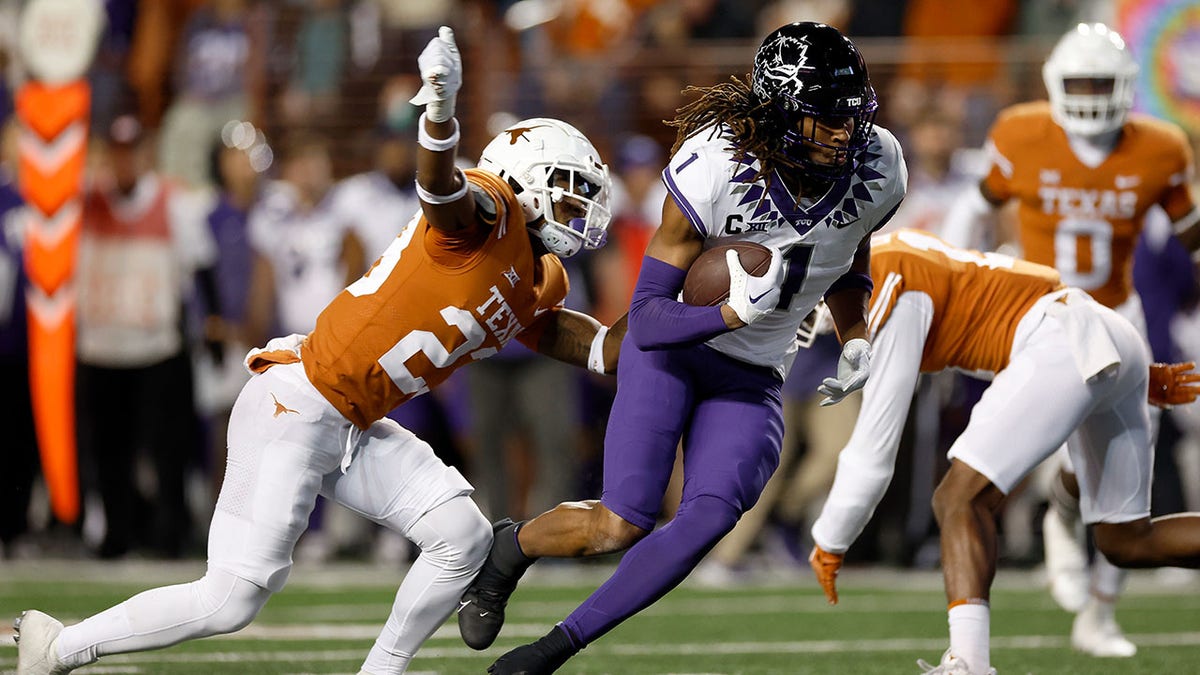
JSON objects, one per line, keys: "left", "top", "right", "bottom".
{"left": 1148, "top": 361, "right": 1200, "bottom": 408}
{"left": 725, "top": 246, "right": 784, "bottom": 326}
{"left": 409, "top": 26, "right": 461, "bottom": 122}
{"left": 818, "top": 338, "right": 870, "bottom": 406}
{"left": 809, "top": 544, "right": 845, "bottom": 605}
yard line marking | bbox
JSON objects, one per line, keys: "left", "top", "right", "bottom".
{"left": 2, "top": 632, "right": 1198, "bottom": 668}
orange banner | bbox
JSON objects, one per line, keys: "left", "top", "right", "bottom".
{"left": 18, "top": 80, "right": 89, "bottom": 524}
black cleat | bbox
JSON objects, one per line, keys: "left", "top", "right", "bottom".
{"left": 487, "top": 625, "right": 579, "bottom": 675}
{"left": 458, "top": 519, "right": 532, "bottom": 650}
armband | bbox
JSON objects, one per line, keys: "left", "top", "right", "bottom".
{"left": 415, "top": 168, "right": 469, "bottom": 205}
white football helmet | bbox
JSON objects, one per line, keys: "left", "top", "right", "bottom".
{"left": 478, "top": 118, "right": 612, "bottom": 257}
{"left": 1042, "top": 23, "right": 1138, "bottom": 137}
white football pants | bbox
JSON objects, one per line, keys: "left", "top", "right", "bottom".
{"left": 55, "top": 362, "right": 492, "bottom": 674}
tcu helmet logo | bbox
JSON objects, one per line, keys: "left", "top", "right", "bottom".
{"left": 753, "top": 33, "right": 812, "bottom": 110}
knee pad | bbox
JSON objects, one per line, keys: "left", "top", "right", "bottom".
{"left": 196, "top": 568, "right": 272, "bottom": 635}
{"left": 414, "top": 496, "right": 492, "bottom": 572}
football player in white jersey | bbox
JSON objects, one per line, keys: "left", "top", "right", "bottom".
{"left": 455, "top": 22, "right": 907, "bottom": 673}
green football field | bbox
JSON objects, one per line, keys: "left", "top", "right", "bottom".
{"left": 2, "top": 560, "right": 1198, "bottom": 674}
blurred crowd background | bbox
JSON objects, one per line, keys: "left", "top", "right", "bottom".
{"left": 1, "top": 0, "right": 1199, "bottom": 587}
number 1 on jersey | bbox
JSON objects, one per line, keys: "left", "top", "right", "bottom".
{"left": 776, "top": 244, "right": 814, "bottom": 311}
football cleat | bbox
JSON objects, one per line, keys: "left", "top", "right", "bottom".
{"left": 458, "top": 519, "right": 528, "bottom": 650}
{"left": 14, "top": 610, "right": 74, "bottom": 675}
{"left": 1071, "top": 600, "right": 1137, "bottom": 657}
{"left": 1042, "top": 506, "right": 1089, "bottom": 613}
{"left": 916, "top": 649, "right": 997, "bottom": 675}
{"left": 487, "top": 624, "right": 578, "bottom": 675}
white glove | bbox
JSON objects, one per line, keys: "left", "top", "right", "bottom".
{"left": 409, "top": 26, "right": 461, "bottom": 123}
{"left": 725, "top": 246, "right": 784, "bottom": 325}
{"left": 818, "top": 337, "right": 870, "bottom": 406}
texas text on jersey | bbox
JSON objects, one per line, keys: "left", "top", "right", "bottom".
{"left": 251, "top": 169, "right": 568, "bottom": 429}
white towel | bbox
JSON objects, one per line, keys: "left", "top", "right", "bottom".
{"left": 1043, "top": 289, "right": 1122, "bottom": 383}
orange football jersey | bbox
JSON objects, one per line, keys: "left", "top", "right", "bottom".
{"left": 982, "top": 101, "right": 1195, "bottom": 308}
{"left": 256, "top": 169, "right": 569, "bottom": 429}
{"left": 868, "top": 230, "right": 1064, "bottom": 375}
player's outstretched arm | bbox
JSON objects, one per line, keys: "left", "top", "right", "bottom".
{"left": 410, "top": 26, "right": 476, "bottom": 234}
{"left": 524, "top": 310, "right": 628, "bottom": 375}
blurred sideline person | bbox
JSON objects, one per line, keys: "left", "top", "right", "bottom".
{"left": 75, "top": 115, "right": 214, "bottom": 559}
{"left": 14, "top": 26, "right": 625, "bottom": 675}
{"left": 809, "top": 229, "right": 1200, "bottom": 675}
{"left": 942, "top": 23, "right": 1200, "bottom": 655}
{"left": 459, "top": 22, "right": 907, "bottom": 674}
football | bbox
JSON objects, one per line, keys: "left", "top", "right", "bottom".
{"left": 682, "top": 242, "right": 773, "bottom": 306}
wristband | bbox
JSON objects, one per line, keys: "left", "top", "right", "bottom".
{"left": 415, "top": 168, "right": 470, "bottom": 205}
{"left": 588, "top": 325, "right": 609, "bottom": 374}
{"left": 417, "top": 113, "right": 460, "bottom": 152}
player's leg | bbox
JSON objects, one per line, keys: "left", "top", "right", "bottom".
{"left": 933, "top": 319, "right": 1098, "bottom": 675}
{"left": 489, "top": 349, "right": 784, "bottom": 673}
{"left": 458, "top": 342, "right": 691, "bottom": 649}
{"left": 17, "top": 363, "right": 343, "bottom": 673}
{"left": 321, "top": 418, "right": 487, "bottom": 674}
{"left": 1043, "top": 449, "right": 1091, "bottom": 612}
{"left": 1078, "top": 341, "right": 1200, "bottom": 568}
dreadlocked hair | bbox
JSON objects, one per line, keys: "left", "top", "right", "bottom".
{"left": 666, "top": 75, "right": 804, "bottom": 181}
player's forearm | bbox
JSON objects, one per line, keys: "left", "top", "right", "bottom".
{"left": 825, "top": 286, "right": 870, "bottom": 344}
{"left": 1173, "top": 206, "right": 1200, "bottom": 259}
{"left": 628, "top": 256, "right": 731, "bottom": 350}
{"left": 942, "top": 184, "right": 998, "bottom": 250}
{"left": 535, "top": 309, "right": 625, "bottom": 375}
{"left": 415, "top": 117, "right": 462, "bottom": 196}
{"left": 810, "top": 381, "right": 909, "bottom": 553}
{"left": 811, "top": 309, "right": 925, "bottom": 552}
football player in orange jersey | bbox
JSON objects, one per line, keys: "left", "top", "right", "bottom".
{"left": 942, "top": 22, "right": 1200, "bottom": 657}
{"left": 807, "top": 230, "right": 1200, "bottom": 675}
{"left": 13, "top": 27, "right": 626, "bottom": 675}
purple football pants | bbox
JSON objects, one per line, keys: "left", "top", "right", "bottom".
{"left": 561, "top": 339, "right": 784, "bottom": 646}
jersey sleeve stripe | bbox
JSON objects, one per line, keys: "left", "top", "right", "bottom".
{"left": 984, "top": 140, "right": 1013, "bottom": 179}
{"left": 1171, "top": 207, "right": 1200, "bottom": 236}
{"left": 867, "top": 271, "right": 903, "bottom": 338}
{"left": 661, "top": 167, "right": 708, "bottom": 238}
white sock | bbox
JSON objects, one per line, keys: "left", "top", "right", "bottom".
{"left": 1091, "top": 552, "right": 1126, "bottom": 601}
{"left": 948, "top": 602, "right": 991, "bottom": 674}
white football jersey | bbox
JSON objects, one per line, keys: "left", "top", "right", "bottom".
{"left": 663, "top": 124, "right": 907, "bottom": 376}
{"left": 329, "top": 171, "right": 421, "bottom": 261}
{"left": 249, "top": 181, "right": 351, "bottom": 335}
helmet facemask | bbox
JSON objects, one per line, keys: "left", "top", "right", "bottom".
{"left": 777, "top": 99, "right": 878, "bottom": 180}
{"left": 530, "top": 166, "right": 611, "bottom": 258}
